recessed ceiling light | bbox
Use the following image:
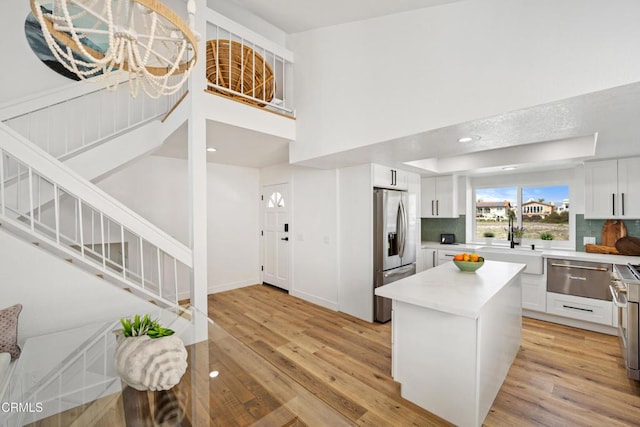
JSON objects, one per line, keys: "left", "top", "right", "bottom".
{"left": 502, "top": 166, "right": 517, "bottom": 171}
{"left": 206, "top": 147, "right": 217, "bottom": 152}
{"left": 457, "top": 135, "right": 481, "bottom": 143}
{"left": 209, "top": 370, "right": 219, "bottom": 378}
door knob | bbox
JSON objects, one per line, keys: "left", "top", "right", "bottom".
{"left": 281, "top": 237, "right": 289, "bottom": 241}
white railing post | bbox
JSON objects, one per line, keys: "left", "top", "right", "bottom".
{"left": 157, "top": 247, "right": 163, "bottom": 299}
{"left": 120, "top": 224, "right": 126, "bottom": 279}
{"left": 0, "top": 150, "right": 4, "bottom": 216}
{"left": 78, "top": 200, "right": 85, "bottom": 257}
{"left": 174, "top": 258, "right": 179, "bottom": 303}
{"left": 100, "top": 212, "right": 106, "bottom": 270}
{"left": 28, "top": 168, "right": 34, "bottom": 231}
{"left": 53, "top": 184, "right": 60, "bottom": 245}
{"left": 139, "top": 236, "right": 145, "bottom": 290}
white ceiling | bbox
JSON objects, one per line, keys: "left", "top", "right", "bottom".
{"left": 156, "top": 79, "right": 640, "bottom": 175}
{"left": 293, "top": 81, "right": 640, "bottom": 175}
{"left": 156, "top": 121, "right": 290, "bottom": 168}
{"left": 225, "top": 0, "right": 463, "bottom": 34}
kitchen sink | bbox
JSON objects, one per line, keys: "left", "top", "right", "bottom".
{"left": 477, "top": 246, "right": 544, "bottom": 274}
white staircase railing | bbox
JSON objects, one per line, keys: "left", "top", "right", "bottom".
{"left": 206, "top": 10, "right": 295, "bottom": 117}
{"left": 1, "top": 78, "right": 187, "bottom": 161}
{"left": 0, "top": 123, "right": 192, "bottom": 307}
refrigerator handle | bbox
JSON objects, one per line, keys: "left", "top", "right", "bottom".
{"left": 398, "top": 199, "right": 407, "bottom": 258}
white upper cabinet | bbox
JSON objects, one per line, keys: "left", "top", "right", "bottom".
{"left": 420, "top": 176, "right": 458, "bottom": 218}
{"left": 585, "top": 157, "right": 640, "bottom": 219}
{"left": 617, "top": 158, "right": 640, "bottom": 218}
{"left": 372, "top": 164, "right": 408, "bottom": 190}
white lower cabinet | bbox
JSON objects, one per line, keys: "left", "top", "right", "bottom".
{"left": 546, "top": 292, "right": 613, "bottom": 326}
{"left": 437, "top": 249, "right": 459, "bottom": 265}
{"left": 421, "top": 249, "right": 436, "bottom": 271}
{"left": 521, "top": 273, "right": 546, "bottom": 312}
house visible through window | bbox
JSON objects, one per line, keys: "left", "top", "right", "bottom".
{"left": 475, "top": 185, "right": 570, "bottom": 241}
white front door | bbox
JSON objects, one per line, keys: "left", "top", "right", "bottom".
{"left": 262, "top": 183, "right": 289, "bottom": 290}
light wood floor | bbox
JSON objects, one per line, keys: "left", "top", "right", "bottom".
{"left": 209, "top": 285, "right": 640, "bottom": 426}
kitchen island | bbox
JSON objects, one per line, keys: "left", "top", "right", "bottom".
{"left": 375, "top": 259, "right": 525, "bottom": 427}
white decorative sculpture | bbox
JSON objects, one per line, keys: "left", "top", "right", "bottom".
{"left": 115, "top": 334, "right": 187, "bottom": 391}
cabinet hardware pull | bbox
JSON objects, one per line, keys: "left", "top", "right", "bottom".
{"left": 550, "top": 263, "right": 608, "bottom": 271}
{"left": 562, "top": 304, "right": 594, "bottom": 313}
{"left": 568, "top": 275, "right": 587, "bottom": 281}
{"left": 431, "top": 200, "right": 434, "bottom": 216}
{"left": 622, "top": 192, "right": 625, "bottom": 216}
{"left": 436, "top": 200, "right": 439, "bottom": 216}
{"left": 612, "top": 193, "right": 615, "bottom": 216}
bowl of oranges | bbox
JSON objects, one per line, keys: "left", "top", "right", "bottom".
{"left": 452, "top": 253, "right": 484, "bottom": 272}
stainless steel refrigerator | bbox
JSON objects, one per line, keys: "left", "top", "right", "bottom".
{"left": 373, "top": 188, "right": 417, "bottom": 322}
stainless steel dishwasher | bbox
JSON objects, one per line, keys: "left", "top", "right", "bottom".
{"left": 547, "top": 258, "right": 612, "bottom": 300}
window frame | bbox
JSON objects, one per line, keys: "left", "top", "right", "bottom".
{"left": 470, "top": 181, "right": 573, "bottom": 249}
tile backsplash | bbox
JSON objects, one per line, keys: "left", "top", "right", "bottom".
{"left": 421, "top": 215, "right": 466, "bottom": 243}
{"left": 575, "top": 215, "right": 640, "bottom": 251}
{"left": 422, "top": 214, "right": 640, "bottom": 250}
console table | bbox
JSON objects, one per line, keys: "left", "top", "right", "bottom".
{"left": 1, "top": 305, "right": 351, "bottom": 426}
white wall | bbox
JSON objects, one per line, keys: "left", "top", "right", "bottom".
{"left": 0, "top": 230, "right": 157, "bottom": 342}
{"left": 97, "top": 155, "right": 260, "bottom": 298}
{"left": 0, "top": 3, "right": 74, "bottom": 105}
{"left": 290, "top": 167, "right": 339, "bottom": 309}
{"left": 261, "top": 164, "right": 340, "bottom": 310}
{"left": 207, "top": 0, "right": 287, "bottom": 46}
{"left": 289, "top": 0, "right": 640, "bottom": 163}
{"left": 337, "top": 164, "right": 373, "bottom": 322}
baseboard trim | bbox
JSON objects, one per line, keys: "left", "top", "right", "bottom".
{"left": 523, "top": 309, "right": 618, "bottom": 336}
{"left": 208, "top": 279, "right": 258, "bottom": 295}
{"left": 290, "top": 289, "right": 339, "bottom": 311}
{"left": 177, "top": 279, "right": 258, "bottom": 300}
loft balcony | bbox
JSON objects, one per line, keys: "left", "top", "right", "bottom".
{"left": 204, "top": 10, "right": 295, "bottom": 119}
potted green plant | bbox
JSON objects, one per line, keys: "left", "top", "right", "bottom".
{"left": 115, "top": 314, "right": 187, "bottom": 391}
{"left": 540, "top": 232, "right": 554, "bottom": 248}
{"left": 512, "top": 226, "right": 525, "bottom": 245}
{"left": 483, "top": 231, "right": 495, "bottom": 245}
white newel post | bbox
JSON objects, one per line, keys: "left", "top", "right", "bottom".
{"left": 188, "top": 0, "right": 208, "bottom": 316}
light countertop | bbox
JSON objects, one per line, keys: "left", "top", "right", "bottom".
{"left": 421, "top": 241, "right": 640, "bottom": 265}
{"left": 375, "top": 260, "right": 525, "bottom": 319}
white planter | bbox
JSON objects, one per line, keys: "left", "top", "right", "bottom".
{"left": 485, "top": 237, "right": 494, "bottom": 245}
{"left": 115, "top": 334, "right": 187, "bottom": 391}
{"left": 542, "top": 240, "right": 552, "bottom": 249}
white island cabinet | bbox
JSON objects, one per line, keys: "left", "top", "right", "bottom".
{"left": 375, "top": 260, "right": 525, "bottom": 427}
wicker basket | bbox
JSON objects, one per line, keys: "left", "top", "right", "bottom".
{"left": 206, "top": 39, "right": 275, "bottom": 107}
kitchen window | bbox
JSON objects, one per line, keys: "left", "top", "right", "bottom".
{"left": 474, "top": 184, "right": 570, "bottom": 243}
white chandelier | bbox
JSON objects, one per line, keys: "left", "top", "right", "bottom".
{"left": 31, "top": 0, "right": 198, "bottom": 98}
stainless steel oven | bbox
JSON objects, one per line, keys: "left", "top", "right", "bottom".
{"left": 611, "top": 264, "right": 640, "bottom": 381}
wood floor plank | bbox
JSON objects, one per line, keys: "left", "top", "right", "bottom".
{"left": 276, "top": 341, "right": 450, "bottom": 426}
{"left": 209, "top": 285, "right": 640, "bottom": 426}
{"left": 250, "top": 340, "right": 369, "bottom": 422}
